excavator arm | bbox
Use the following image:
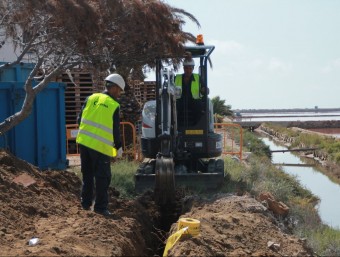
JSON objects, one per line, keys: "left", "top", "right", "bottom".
{"left": 154, "top": 68, "right": 179, "bottom": 205}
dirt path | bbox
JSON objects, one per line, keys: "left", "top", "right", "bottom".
{"left": 0, "top": 150, "right": 312, "bottom": 256}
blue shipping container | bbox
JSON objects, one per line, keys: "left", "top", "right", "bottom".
{"left": 0, "top": 62, "right": 35, "bottom": 82}
{"left": 0, "top": 81, "right": 68, "bottom": 170}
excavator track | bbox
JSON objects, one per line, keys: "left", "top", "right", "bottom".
{"left": 154, "top": 156, "right": 175, "bottom": 206}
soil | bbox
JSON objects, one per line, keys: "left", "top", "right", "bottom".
{"left": 0, "top": 149, "right": 313, "bottom": 256}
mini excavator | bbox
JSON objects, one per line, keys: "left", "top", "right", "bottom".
{"left": 135, "top": 38, "right": 225, "bottom": 205}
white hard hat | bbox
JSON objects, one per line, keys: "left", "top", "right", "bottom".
{"left": 183, "top": 58, "right": 195, "bottom": 67}
{"left": 105, "top": 73, "right": 125, "bottom": 91}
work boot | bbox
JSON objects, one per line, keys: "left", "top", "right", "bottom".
{"left": 81, "top": 205, "right": 91, "bottom": 211}
{"left": 94, "top": 209, "right": 112, "bottom": 217}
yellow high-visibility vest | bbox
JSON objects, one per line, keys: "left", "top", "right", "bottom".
{"left": 175, "top": 74, "right": 201, "bottom": 99}
{"left": 76, "top": 93, "right": 119, "bottom": 157}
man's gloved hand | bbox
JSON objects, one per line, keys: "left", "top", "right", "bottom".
{"left": 117, "top": 147, "right": 123, "bottom": 158}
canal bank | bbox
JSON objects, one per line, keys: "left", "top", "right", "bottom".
{"left": 258, "top": 124, "right": 340, "bottom": 185}
{"left": 259, "top": 136, "right": 340, "bottom": 229}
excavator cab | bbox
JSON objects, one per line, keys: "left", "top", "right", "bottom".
{"left": 135, "top": 43, "right": 225, "bottom": 205}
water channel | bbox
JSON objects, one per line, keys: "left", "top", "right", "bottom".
{"left": 260, "top": 136, "right": 340, "bottom": 229}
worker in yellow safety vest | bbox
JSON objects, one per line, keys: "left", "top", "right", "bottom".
{"left": 76, "top": 73, "right": 125, "bottom": 217}
{"left": 175, "top": 58, "right": 208, "bottom": 125}
{"left": 175, "top": 58, "right": 201, "bottom": 100}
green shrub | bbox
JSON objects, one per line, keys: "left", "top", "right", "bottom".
{"left": 110, "top": 159, "right": 139, "bottom": 198}
{"left": 325, "top": 141, "right": 340, "bottom": 154}
{"left": 309, "top": 226, "right": 340, "bottom": 256}
{"left": 292, "top": 133, "right": 323, "bottom": 148}
{"left": 333, "top": 152, "right": 340, "bottom": 165}
{"left": 243, "top": 131, "right": 272, "bottom": 158}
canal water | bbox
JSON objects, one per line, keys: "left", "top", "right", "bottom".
{"left": 261, "top": 136, "right": 340, "bottom": 229}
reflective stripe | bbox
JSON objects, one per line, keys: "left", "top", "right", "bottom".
{"left": 80, "top": 118, "right": 112, "bottom": 134}
{"left": 78, "top": 129, "right": 113, "bottom": 147}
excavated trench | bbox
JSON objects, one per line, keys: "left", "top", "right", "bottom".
{"left": 0, "top": 149, "right": 316, "bottom": 256}
{"left": 136, "top": 190, "right": 188, "bottom": 256}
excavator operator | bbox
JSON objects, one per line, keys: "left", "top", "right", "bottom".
{"left": 175, "top": 58, "right": 207, "bottom": 125}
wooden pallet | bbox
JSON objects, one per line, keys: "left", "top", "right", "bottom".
{"left": 133, "top": 81, "right": 156, "bottom": 105}
{"left": 130, "top": 80, "right": 142, "bottom": 107}
{"left": 55, "top": 70, "right": 105, "bottom": 124}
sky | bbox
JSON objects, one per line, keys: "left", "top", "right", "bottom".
{"left": 146, "top": 0, "right": 340, "bottom": 110}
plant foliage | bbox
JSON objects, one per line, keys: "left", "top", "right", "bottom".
{"left": 0, "top": 0, "right": 200, "bottom": 134}
{"left": 211, "top": 96, "right": 233, "bottom": 116}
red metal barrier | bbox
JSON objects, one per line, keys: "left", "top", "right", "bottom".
{"left": 214, "top": 123, "right": 243, "bottom": 160}
{"left": 120, "top": 121, "right": 139, "bottom": 160}
{"left": 66, "top": 124, "right": 80, "bottom": 156}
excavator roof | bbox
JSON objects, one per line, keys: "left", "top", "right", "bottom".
{"left": 183, "top": 45, "right": 215, "bottom": 59}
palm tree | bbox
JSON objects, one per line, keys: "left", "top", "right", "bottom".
{"left": 211, "top": 96, "right": 233, "bottom": 116}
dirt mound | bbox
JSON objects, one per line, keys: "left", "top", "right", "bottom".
{"left": 168, "top": 195, "right": 312, "bottom": 256}
{"left": 0, "top": 149, "right": 313, "bottom": 256}
{"left": 0, "top": 150, "right": 159, "bottom": 256}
